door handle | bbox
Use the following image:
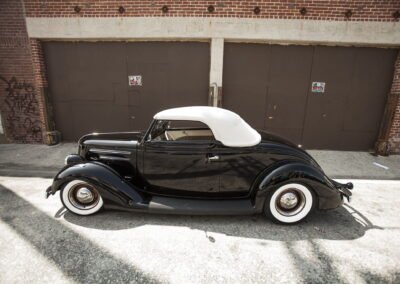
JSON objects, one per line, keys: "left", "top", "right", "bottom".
{"left": 206, "top": 155, "right": 220, "bottom": 162}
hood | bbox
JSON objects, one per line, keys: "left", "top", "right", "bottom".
{"left": 78, "top": 131, "right": 145, "bottom": 145}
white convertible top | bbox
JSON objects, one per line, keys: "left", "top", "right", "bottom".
{"left": 154, "top": 106, "right": 261, "bottom": 147}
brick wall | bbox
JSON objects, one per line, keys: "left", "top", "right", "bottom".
{"left": 0, "top": 0, "right": 46, "bottom": 143}
{"left": 24, "top": 0, "right": 400, "bottom": 21}
{"left": 389, "top": 53, "right": 400, "bottom": 153}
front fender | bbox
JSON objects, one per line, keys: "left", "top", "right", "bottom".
{"left": 255, "top": 162, "right": 343, "bottom": 210}
{"left": 49, "top": 162, "right": 146, "bottom": 209}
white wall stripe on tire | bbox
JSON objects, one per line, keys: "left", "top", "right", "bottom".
{"left": 61, "top": 180, "right": 104, "bottom": 216}
{"left": 269, "top": 183, "right": 313, "bottom": 223}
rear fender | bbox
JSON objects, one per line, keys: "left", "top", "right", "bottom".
{"left": 254, "top": 162, "right": 341, "bottom": 211}
{"left": 50, "top": 162, "right": 146, "bottom": 209}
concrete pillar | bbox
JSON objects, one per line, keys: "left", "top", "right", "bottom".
{"left": 209, "top": 38, "right": 224, "bottom": 107}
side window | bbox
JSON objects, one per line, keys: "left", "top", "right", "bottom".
{"left": 149, "top": 120, "right": 170, "bottom": 141}
{"left": 149, "top": 120, "right": 215, "bottom": 142}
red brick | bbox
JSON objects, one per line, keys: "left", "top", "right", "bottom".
{"left": 22, "top": 0, "right": 400, "bottom": 21}
{"left": 388, "top": 52, "right": 400, "bottom": 153}
{"left": 0, "top": 0, "right": 46, "bottom": 143}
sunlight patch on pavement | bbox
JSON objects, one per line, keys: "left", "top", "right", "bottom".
{"left": 0, "top": 215, "right": 72, "bottom": 283}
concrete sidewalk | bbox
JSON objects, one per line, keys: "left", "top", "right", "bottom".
{"left": 0, "top": 143, "right": 399, "bottom": 179}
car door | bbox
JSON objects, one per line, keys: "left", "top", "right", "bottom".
{"left": 142, "top": 122, "right": 221, "bottom": 198}
{"left": 217, "top": 147, "right": 264, "bottom": 196}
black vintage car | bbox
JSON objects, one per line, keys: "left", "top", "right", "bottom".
{"left": 46, "top": 106, "right": 353, "bottom": 224}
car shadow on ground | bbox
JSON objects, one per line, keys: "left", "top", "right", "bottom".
{"left": 62, "top": 203, "right": 383, "bottom": 241}
{"left": 0, "top": 185, "right": 160, "bottom": 283}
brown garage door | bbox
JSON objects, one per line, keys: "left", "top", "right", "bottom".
{"left": 44, "top": 42, "right": 210, "bottom": 141}
{"left": 223, "top": 43, "right": 397, "bottom": 150}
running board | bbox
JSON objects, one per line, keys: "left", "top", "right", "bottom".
{"left": 148, "top": 196, "right": 256, "bottom": 215}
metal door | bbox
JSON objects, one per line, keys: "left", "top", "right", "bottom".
{"left": 302, "top": 46, "right": 397, "bottom": 150}
{"left": 44, "top": 41, "right": 210, "bottom": 141}
{"left": 143, "top": 141, "right": 220, "bottom": 197}
{"left": 223, "top": 43, "right": 397, "bottom": 150}
{"left": 301, "top": 46, "right": 355, "bottom": 149}
{"left": 265, "top": 45, "right": 313, "bottom": 144}
{"left": 223, "top": 43, "right": 314, "bottom": 145}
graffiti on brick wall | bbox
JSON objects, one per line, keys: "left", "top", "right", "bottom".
{"left": 0, "top": 76, "right": 42, "bottom": 141}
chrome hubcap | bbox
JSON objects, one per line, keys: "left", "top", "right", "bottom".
{"left": 279, "top": 192, "right": 298, "bottom": 209}
{"left": 68, "top": 182, "right": 99, "bottom": 210}
{"left": 75, "top": 187, "right": 94, "bottom": 204}
{"left": 275, "top": 188, "right": 306, "bottom": 217}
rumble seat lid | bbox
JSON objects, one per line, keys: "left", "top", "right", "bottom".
{"left": 154, "top": 106, "right": 261, "bottom": 147}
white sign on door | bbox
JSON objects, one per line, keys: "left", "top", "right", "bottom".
{"left": 128, "top": 75, "right": 142, "bottom": 86}
{"left": 311, "top": 82, "right": 325, "bottom": 93}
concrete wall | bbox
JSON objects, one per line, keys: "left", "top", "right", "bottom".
{"left": 26, "top": 17, "right": 400, "bottom": 47}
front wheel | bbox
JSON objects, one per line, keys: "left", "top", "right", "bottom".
{"left": 264, "top": 183, "right": 315, "bottom": 224}
{"left": 60, "top": 179, "right": 104, "bottom": 216}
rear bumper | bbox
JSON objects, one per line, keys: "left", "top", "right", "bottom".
{"left": 317, "top": 179, "right": 353, "bottom": 210}
{"left": 331, "top": 180, "right": 353, "bottom": 202}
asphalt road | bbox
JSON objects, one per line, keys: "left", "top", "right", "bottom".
{"left": 0, "top": 177, "right": 399, "bottom": 283}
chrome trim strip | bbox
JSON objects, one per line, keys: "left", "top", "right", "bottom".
{"left": 89, "top": 148, "right": 131, "bottom": 155}
{"left": 98, "top": 155, "right": 130, "bottom": 161}
{"left": 84, "top": 139, "right": 138, "bottom": 147}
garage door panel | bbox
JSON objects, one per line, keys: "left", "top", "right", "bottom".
{"left": 52, "top": 102, "right": 73, "bottom": 141}
{"left": 45, "top": 41, "right": 209, "bottom": 141}
{"left": 164, "top": 43, "right": 210, "bottom": 106}
{"left": 71, "top": 103, "right": 130, "bottom": 137}
{"left": 44, "top": 43, "right": 74, "bottom": 103}
{"left": 301, "top": 97, "right": 345, "bottom": 149}
{"left": 343, "top": 48, "right": 398, "bottom": 132}
{"left": 340, "top": 131, "right": 379, "bottom": 150}
{"left": 302, "top": 47, "right": 356, "bottom": 149}
{"left": 226, "top": 86, "right": 267, "bottom": 130}
{"left": 268, "top": 45, "right": 313, "bottom": 94}
{"left": 223, "top": 43, "right": 396, "bottom": 150}
{"left": 266, "top": 45, "right": 313, "bottom": 133}
{"left": 223, "top": 44, "right": 269, "bottom": 87}
{"left": 223, "top": 43, "right": 313, "bottom": 144}
{"left": 169, "top": 43, "right": 210, "bottom": 92}
{"left": 267, "top": 128, "right": 303, "bottom": 145}
{"left": 223, "top": 44, "right": 269, "bottom": 130}
{"left": 72, "top": 43, "right": 126, "bottom": 102}
{"left": 113, "top": 83, "right": 128, "bottom": 106}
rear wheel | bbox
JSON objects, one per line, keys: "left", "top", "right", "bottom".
{"left": 60, "top": 179, "right": 103, "bottom": 216}
{"left": 264, "top": 183, "right": 315, "bottom": 224}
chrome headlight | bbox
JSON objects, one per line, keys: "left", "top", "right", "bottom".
{"left": 65, "top": 154, "right": 83, "bottom": 166}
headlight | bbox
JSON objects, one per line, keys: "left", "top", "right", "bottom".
{"left": 65, "top": 154, "right": 83, "bottom": 165}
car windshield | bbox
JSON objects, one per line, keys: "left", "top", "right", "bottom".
{"left": 149, "top": 120, "right": 215, "bottom": 142}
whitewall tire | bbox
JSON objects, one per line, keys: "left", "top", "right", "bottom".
{"left": 60, "top": 179, "right": 104, "bottom": 216}
{"left": 265, "top": 183, "right": 315, "bottom": 224}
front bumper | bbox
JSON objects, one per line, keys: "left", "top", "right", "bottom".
{"left": 45, "top": 154, "right": 84, "bottom": 199}
{"left": 45, "top": 186, "right": 52, "bottom": 199}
